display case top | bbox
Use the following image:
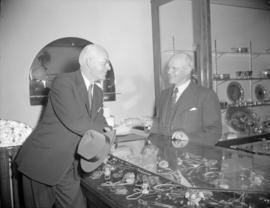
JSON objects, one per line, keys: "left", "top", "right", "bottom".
{"left": 114, "top": 133, "right": 270, "bottom": 193}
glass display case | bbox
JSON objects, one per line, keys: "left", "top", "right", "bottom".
{"left": 81, "top": 133, "right": 270, "bottom": 208}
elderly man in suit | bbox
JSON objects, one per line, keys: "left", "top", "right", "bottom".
{"left": 151, "top": 53, "right": 222, "bottom": 147}
{"left": 15, "top": 44, "right": 111, "bottom": 208}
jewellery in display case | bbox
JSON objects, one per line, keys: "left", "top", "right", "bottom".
{"left": 226, "top": 106, "right": 261, "bottom": 134}
{"left": 100, "top": 172, "right": 136, "bottom": 187}
{"left": 126, "top": 192, "right": 144, "bottom": 200}
{"left": 153, "top": 183, "right": 178, "bottom": 192}
{"left": 150, "top": 201, "right": 176, "bottom": 208}
{"left": 138, "top": 174, "right": 160, "bottom": 186}
{"left": 89, "top": 170, "right": 103, "bottom": 179}
{"left": 138, "top": 199, "right": 148, "bottom": 206}
{"left": 126, "top": 182, "right": 154, "bottom": 200}
{"left": 114, "top": 186, "right": 128, "bottom": 195}
{"left": 259, "top": 196, "right": 270, "bottom": 205}
{"left": 141, "top": 183, "right": 150, "bottom": 194}
{"left": 122, "top": 172, "right": 136, "bottom": 184}
{"left": 147, "top": 175, "right": 161, "bottom": 186}
{"left": 202, "top": 171, "right": 220, "bottom": 181}
{"left": 158, "top": 160, "right": 169, "bottom": 169}
{"left": 177, "top": 157, "right": 183, "bottom": 166}
{"left": 104, "top": 164, "right": 112, "bottom": 180}
{"left": 112, "top": 170, "right": 124, "bottom": 178}
{"left": 185, "top": 189, "right": 213, "bottom": 207}
{"left": 86, "top": 155, "right": 270, "bottom": 208}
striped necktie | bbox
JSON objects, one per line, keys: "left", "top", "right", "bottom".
{"left": 88, "top": 84, "right": 93, "bottom": 109}
{"left": 172, "top": 87, "right": 178, "bottom": 104}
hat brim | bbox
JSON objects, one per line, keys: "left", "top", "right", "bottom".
{"left": 79, "top": 130, "right": 115, "bottom": 173}
{"left": 77, "top": 130, "right": 107, "bottom": 160}
{"left": 80, "top": 138, "right": 110, "bottom": 172}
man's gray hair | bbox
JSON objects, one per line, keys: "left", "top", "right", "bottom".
{"left": 79, "top": 44, "right": 108, "bottom": 67}
{"left": 172, "top": 53, "right": 194, "bottom": 70}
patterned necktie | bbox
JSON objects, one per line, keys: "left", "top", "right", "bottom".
{"left": 88, "top": 84, "right": 93, "bottom": 109}
{"left": 172, "top": 87, "right": 178, "bottom": 104}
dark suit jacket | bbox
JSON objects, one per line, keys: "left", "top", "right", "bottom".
{"left": 15, "top": 70, "right": 108, "bottom": 186}
{"left": 151, "top": 81, "right": 222, "bottom": 146}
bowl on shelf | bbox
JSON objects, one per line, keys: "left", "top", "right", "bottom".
{"left": 231, "top": 47, "right": 248, "bottom": 53}
{"left": 235, "top": 70, "right": 252, "bottom": 78}
{"left": 260, "top": 69, "right": 270, "bottom": 78}
{"left": 219, "top": 101, "right": 228, "bottom": 109}
{"left": 213, "top": 73, "right": 230, "bottom": 80}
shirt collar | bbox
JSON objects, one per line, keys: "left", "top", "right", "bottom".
{"left": 81, "top": 71, "right": 103, "bottom": 91}
{"left": 175, "top": 79, "right": 190, "bottom": 91}
{"left": 81, "top": 72, "right": 92, "bottom": 89}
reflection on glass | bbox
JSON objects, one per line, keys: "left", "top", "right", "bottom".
{"left": 114, "top": 134, "right": 270, "bottom": 193}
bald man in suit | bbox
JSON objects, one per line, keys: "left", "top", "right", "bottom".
{"left": 15, "top": 44, "right": 111, "bottom": 208}
{"left": 151, "top": 53, "right": 222, "bottom": 147}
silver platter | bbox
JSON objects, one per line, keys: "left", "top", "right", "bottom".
{"left": 227, "top": 81, "right": 244, "bottom": 103}
{"left": 255, "top": 84, "right": 267, "bottom": 102}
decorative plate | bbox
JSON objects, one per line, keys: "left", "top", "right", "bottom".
{"left": 227, "top": 81, "right": 244, "bottom": 103}
{"left": 255, "top": 84, "right": 267, "bottom": 102}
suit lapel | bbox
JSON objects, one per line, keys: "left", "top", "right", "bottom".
{"left": 74, "top": 70, "right": 92, "bottom": 117}
{"left": 162, "top": 87, "right": 174, "bottom": 126}
{"left": 171, "top": 82, "right": 197, "bottom": 119}
{"left": 75, "top": 72, "right": 104, "bottom": 119}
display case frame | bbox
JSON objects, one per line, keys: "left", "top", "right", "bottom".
{"left": 81, "top": 133, "right": 270, "bottom": 208}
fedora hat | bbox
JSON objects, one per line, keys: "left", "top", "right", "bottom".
{"left": 77, "top": 129, "right": 115, "bottom": 172}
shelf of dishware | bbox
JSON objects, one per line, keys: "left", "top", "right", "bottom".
{"left": 220, "top": 101, "right": 270, "bottom": 110}
{"left": 213, "top": 77, "right": 270, "bottom": 81}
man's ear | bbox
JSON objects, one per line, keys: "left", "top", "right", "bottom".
{"left": 85, "top": 58, "right": 92, "bottom": 69}
{"left": 184, "top": 67, "right": 192, "bottom": 76}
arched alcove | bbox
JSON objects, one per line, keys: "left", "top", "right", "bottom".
{"left": 29, "top": 37, "right": 115, "bottom": 105}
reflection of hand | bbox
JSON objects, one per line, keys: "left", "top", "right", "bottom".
{"left": 110, "top": 144, "right": 116, "bottom": 154}
{"left": 103, "top": 156, "right": 109, "bottom": 164}
{"left": 171, "top": 131, "right": 189, "bottom": 148}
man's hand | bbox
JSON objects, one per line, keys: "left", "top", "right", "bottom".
{"left": 171, "top": 131, "right": 189, "bottom": 148}
{"left": 103, "top": 127, "right": 112, "bottom": 132}
{"left": 114, "top": 124, "right": 131, "bottom": 136}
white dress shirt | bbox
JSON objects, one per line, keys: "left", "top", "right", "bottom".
{"left": 174, "top": 80, "right": 191, "bottom": 102}
{"left": 81, "top": 73, "right": 94, "bottom": 95}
